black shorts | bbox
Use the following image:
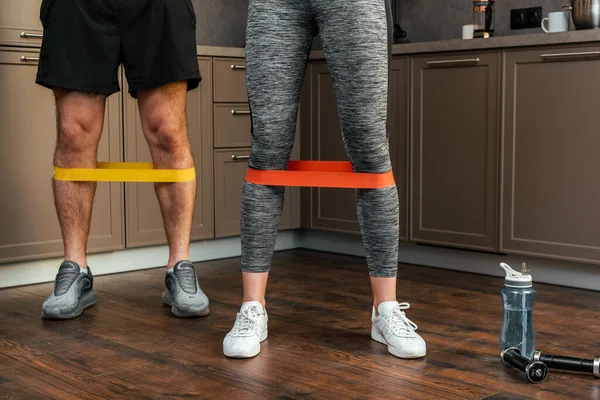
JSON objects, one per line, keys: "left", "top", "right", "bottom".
{"left": 35, "top": 0, "right": 201, "bottom": 98}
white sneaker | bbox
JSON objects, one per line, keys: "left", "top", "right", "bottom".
{"left": 371, "top": 301, "right": 426, "bottom": 359}
{"left": 223, "top": 301, "right": 268, "bottom": 358}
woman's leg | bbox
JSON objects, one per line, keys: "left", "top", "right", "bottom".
{"left": 314, "top": 0, "right": 426, "bottom": 358}
{"left": 223, "top": 0, "right": 316, "bottom": 359}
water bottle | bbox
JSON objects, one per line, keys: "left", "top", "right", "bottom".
{"left": 499, "top": 262, "right": 536, "bottom": 360}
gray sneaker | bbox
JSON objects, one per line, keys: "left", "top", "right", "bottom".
{"left": 42, "top": 261, "right": 97, "bottom": 319}
{"left": 162, "top": 261, "right": 210, "bottom": 317}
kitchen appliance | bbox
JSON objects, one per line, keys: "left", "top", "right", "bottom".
{"left": 564, "top": 0, "right": 600, "bottom": 29}
{"left": 474, "top": 1, "right": 495, "bottom": 38}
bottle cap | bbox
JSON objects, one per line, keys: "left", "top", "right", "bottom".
{"left": 500, "top": 262, "right": 532, "bottom": 288}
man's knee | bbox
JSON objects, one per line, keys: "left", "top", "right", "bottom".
{"left": 144, "top": 116, "right": 188, "bottom": 154}
{"left": 138, "top": 83, "right": 189, "bottom": 155}
{"left": 55, "top": 90, "right": 105, "bottom": 158}
{"left": 56, "top": 116, "right": 102, "bottom": 160}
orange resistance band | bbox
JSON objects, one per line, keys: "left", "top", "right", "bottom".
{"left": 245, "top": 161, "right": 395, "bottom": 189}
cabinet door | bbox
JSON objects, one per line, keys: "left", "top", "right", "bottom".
{"left": 0, "top": 0, "right": 44, "bottom": 47}
{"left": 124, "top": 57, "right": 214, "bottom": 247}
{"left": 0, "top": 48, "right": 124, "bottom": 263}
{"left": 411, "top": 51, "right": 500, "bottom": 252}
{"left": 279, "top": 121, "right": 302, "bottom": 231}
{"left": 501, "top": 45, "right": 600, "bottom": 264}
{"left": 304, "top": 58, "right": 409, "bottom": 238}
{"left": 214, "top": 149, "right": 251, "bottom": 238}
{"left": 307, "top": 61, "right": 358, "bottom": 234}
{"left": 389, "top": 56, "right": 410, "bottom": 241}
{"left": 214, "top": 149, "right": 296, "bottom": 238}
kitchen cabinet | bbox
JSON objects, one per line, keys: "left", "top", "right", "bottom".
{"left": 124, "top": 57, "right": 214, "bottom": 247}
{"left": 212, "top": 55, "right": 300, "bottom": 238}
{"left": 214, "top": 148, "right": 299, "bottom": 238}
{"left": 2, "top": 35, "right": 599, "bottom": 270}
{"left": 0, "top": 47, "right": 124, "bottom": 263}
{"left": 301, "top": 57, "right": 410, "bottom": 239}
{"left": 501, "top": 45, "right": 600, "bottom": 264}
{"left": 410, "top": 50, "right": 500, "bottom": 252}
{"left": 0, "top": 0, "right": 44, "bottom": 48}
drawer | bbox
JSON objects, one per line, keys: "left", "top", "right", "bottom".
{"left": 213, "top": 58, "right": 248, "bottom": 103}
{"left": 214, "top": 149, "right": 292, "bottom": 238}
{"left": 0, "top": 48, "right": 40, "bottom": 65}
{"left": 214, "top": 104, "right": 251, "bottom": 148}
{"left": 0, "top": 0, "right": 44, "bottom": 47}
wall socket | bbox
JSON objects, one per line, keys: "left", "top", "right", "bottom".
{"left": 510, "top": 7, "right": 543, "bottom": 30}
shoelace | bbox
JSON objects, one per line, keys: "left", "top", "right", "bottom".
{"left": 174, "top": 265, "right": 197, "bottom": 294}
{"left": 232, "top": 306, "right": 262, "bottom": 337}
{"left": 54, "top": 267, "right": 80, "bottom": 296}
{"left": 388, "top": 302, "right": 418, "bottom": 336}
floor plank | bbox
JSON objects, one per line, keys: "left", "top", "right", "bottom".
{"left": 1, "top": 249, "right": 599, "bottom": 399}
{"left": 0, "top": 377, "right": 52, "bottom": 400}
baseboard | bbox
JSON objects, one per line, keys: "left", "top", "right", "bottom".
{"left": 299, "top": 230, "right": 600, "bottom": 292}
{"left": 0, "top": 230, "right": 301, "bottom": 289}
{"left": 4, "top": 229, "right": 599, "bottom": 292}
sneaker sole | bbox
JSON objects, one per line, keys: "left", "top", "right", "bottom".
{"left": 41, "top": 290, "right": 97, "bottom": 320}
{"left": 223, "top": 329, "right": 268, "bottom": 359}
{"left": 371, "top": 328, "right": 426, "bottom": 359}
{"left": 162, "top": 291, "right": 210, "bottom": 318}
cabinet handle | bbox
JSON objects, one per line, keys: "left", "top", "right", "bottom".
{"left": 231, "top": 155, "right": 250, "bottom": 160}
{"left": 20, "top": 56, "right": 40, "bottom": 62}
{"left": 427, "top": 58, "right": 480, "bottom": 67}
{"left": 230, "top": 65, "right": 246, "bottom": 70}
{"left": 231, "top": 110, "right": 250, "bottom": 115}
{"left": 20, "top": 32, "right": 43, "bottom": 39}
{"left": 541, "top": 51, "right": 600, "bottom": 60}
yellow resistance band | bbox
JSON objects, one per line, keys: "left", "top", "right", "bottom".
{"left": 53, "top": 162, "right": 196, "bottom": 183}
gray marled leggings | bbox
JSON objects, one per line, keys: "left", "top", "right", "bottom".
{"left": 241, "top": 0, "right": 399, "bottom": 277}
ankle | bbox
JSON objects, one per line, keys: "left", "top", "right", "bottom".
{"left": 243, "top": 297, "right": 266, "bottom": 308}
{"left": 167, "top": 256, "right": 190, "bottom": 269}
{"left": 64, "top": 257, "right": 87, "bottom": 270}
{"left": 373, "top": 298, "right": 397, "bottom": 311}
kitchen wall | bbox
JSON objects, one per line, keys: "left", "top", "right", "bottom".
{"left": 192, "top": 0, "right": 248, "bottom": 47}
{"left": 191, "top": 0, "right": 569, "bottom": 47}
{"left": 399, "top": 0, "right": 567, "bottom": 42}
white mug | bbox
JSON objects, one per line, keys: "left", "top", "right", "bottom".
{"left": 462, "top": 24, "right": 475, "bottom": 39}
{"left": 541, "top": 11, "right": 569, "bottom": 33}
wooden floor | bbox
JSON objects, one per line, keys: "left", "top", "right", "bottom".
{"left": 1, "top": 249, "right": 599, "bottom": 399}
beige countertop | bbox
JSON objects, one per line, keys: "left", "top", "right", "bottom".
{"left": 196, "top": 45, "right": 245, "bottom": 58}
{"left": 197, "top": 30, "right": 600, "bottom": 61}
{"left": 309, "top": 29, "right": 600, "bottom": 59}
{"left": 5, "top": 30, "right": 598, "bottom": 59}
